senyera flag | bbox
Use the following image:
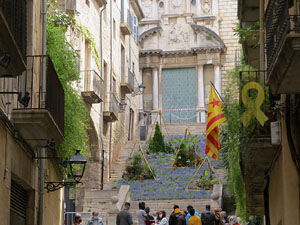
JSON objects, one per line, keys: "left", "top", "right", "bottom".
{"left": 205, "top": 83, "right": 226, "bottom": 161}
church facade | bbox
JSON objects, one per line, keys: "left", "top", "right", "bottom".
{"left": 139, "top": 0, "right": 239, "bottom": 125}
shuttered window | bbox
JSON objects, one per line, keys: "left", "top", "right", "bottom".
{"left": 10, "top": 180, "right": 27, "bottom": 225}
{"left": 2, "top": 0, "right": 27, "bottom": 60}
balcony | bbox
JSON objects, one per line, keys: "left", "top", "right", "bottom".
{"left": 239, "top": 70, "right": 278, "bottom": 215}
{"left": 266, "top": 0, "right": 300, "bottom": 94}
{"left": 103, "top": 93, "right": 119, "bottom": 122}
{"left": 121, "top": 68, "right": 135, "bottom": 94}
{"left": 81, "top": 70, "right": 104, "bottom": 104}
{"left": 237, "top": 0, "right": 260, "bottom": 68}
{"left": 11, "top": 55, "right": 64, "bottom": 146}
{"left": 120, "top": 9, "right": 132, "bottom": 36}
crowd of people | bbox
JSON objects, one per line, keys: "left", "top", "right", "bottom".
{"left": 116, "top": 202, "right": 240, "bottom": 225}
{"left": 72, "top": 202, "right": 240, "bottom": 225}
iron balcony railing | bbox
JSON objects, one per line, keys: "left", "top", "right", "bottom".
{"left": 266, "top": 0, "right": 300, "bottom": 75}
{"left": 16, "top": 55, "right": 64, "bottom": 134}
{"left": 239, "top": 70, "right": 266, "bottom": 105}
{"left": 81, "top": 70, "right": 104, "bottom": 101}
{"left": 105, "top": 92, "right": 119, "bottom": 117}
{"left": 124, "top": 68, "right": 135, "bottom": 92}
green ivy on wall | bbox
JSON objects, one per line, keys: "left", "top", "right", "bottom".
{"left": 221, "top": 63, "right": 271, "bottom": 220}
{"left": 76, "top": 23, "right": 101, "bottom": 70}
{"left": 47, "top": 10, "right": 89, "bottom": 161}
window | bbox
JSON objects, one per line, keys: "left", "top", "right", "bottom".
{"left": 2, "top": 0, "right": 27, "bottom": 60}
{"left": 112, "top": 77, "right": 117, "bottom": 95}
{"left": 113, "top": 19, "right": 116, "bottom": 39}
{"left": 121, "top": 0, "right": 125, "bottom": 23}
{"left": 130, "top": 11, "right": 139, "bottom": 43}
{"left": 121, "top": 45, "right": 125, "bottom": 82}
{"left": 10, "top": 180, "right": 28, "bottom": 225}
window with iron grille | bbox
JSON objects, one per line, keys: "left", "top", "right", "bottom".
{"left": 10, "top": 180, "right": 27, "bottom": 225}
{"left": 2, "top": 0, "right": 27, "bottom": 60}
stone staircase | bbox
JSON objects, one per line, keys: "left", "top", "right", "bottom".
{"left": 148, "top": 123, "right": 206, "bottom": 136}
{"left": 103, "top": 140, "right": 145, "bottom": 190}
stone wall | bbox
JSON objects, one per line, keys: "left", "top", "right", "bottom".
{"left": 218, "top": 0, "right": 240, "bottom": 94}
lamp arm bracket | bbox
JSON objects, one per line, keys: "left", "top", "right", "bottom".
{"left": 44, "top": 181, "right": 82, "bottom": 192}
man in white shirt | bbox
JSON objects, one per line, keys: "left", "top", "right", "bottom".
{"left": 137, "top": 202, "right": 147, "bottom": 225}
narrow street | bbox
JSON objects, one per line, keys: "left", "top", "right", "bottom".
{"left": 0, "top": 0, "right": 299, "bottom": 225}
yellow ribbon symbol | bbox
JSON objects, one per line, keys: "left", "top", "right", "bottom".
{"left": 240, "top": 82, "right": 268, "bottom": 127}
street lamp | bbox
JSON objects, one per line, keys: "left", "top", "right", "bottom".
{"left": 132, "top": 83, "right": 146, "bottom": 96}
{"left": 68, "top": 149, "right": 87, "bottom": 182}
{"left": 44, "top": 149, "right": 87, "bottom": 192}
{"left": 119, "top": 99, "right": 127, "bottom": 113}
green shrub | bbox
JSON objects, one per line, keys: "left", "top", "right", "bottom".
{"left": 148, "top": 123, "right": 165, "bottom": 153}
{"left": 173, "top": 134, "right": 202, "bottom": 167}
{"left": 122, "top": 152, "right": 155, "bottom": 180}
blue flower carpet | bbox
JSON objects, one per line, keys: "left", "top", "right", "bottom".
{"left": 116, "top": 135, "right": 223, "bottom": 201}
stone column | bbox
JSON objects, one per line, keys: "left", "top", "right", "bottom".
{"left": 186, "top": 0, "right": 191, "bottom": 13}
{"left": 197, "top": 65, "right": 206, "bottom": 123}
{"left": 197, "top": 0, "right": 201, "bottom": 16}
{"left": 139, "top": 70, "right": 143, "bottom": 111}
{"left": 108, "top": 196, "right": 119, "bottom": 225}
{"left": 152, "top": 68, "right": 159, "bottom": 110}
{"left": 152, "top": 68, "right": 159, "bottom": 123}
{"left": 153, "top": 0, "right": 158, "bottom": 19}
{"left": 214, "top": 65, "right": 221, "bottom": 94}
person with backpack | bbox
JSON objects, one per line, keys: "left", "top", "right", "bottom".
{"left": 186, "top": 206, "right": 200, "bottom": 225}
{"left": 200, "top": 205, "right": 214, "bottom": 225}
{"left": 188, "top": 209, "right": 202, "bottom": 225}
{"left": 169, "top": 205, "right": 182, "bottom": 225}
{"left": 178, "top": 211, "right": 187, "bottom": 225}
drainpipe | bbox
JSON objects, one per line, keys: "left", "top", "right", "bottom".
{"left": 100, "top": 2, "right": 107, "bottom": 190}
{"left": 109, "top": 0, "right": 113, "bottom": 179}
{"left": 38, "top": 148, "right": 45, "bottom": 225}
{"left": 38, "top": 0, "right": 47, "bottom": 224}
{"left": 259, "top": 0, "right": 265, "bottom": 83}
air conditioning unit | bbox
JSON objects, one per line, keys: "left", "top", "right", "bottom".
{"left": 271, "top": 121, "right": 281, "bottom": 145}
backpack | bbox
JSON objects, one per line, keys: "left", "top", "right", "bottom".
{"left": 170, "top": 213, "right": 181, "bottom": 225}
{"left": 201, "top": 211, "right": 214, "bottom": 225}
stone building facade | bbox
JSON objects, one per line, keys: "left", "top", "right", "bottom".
{"left": 0, "top": 1, "right": 65, "bottom": 225}
{"left": 58, "top": 0, "right": 144, "bottom": 211}
{"left": 139, "top": 0, "right": 239, "bottom": 125}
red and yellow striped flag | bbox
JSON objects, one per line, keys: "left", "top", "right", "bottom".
{"left": 205, "top": 84, "right": 226, "bottom": 161}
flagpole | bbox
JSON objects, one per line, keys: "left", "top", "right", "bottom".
{"left": 210, "top": 81, "right": 224, "bottom": 103}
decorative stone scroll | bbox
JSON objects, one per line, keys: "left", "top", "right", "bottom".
{"left": 201, "top": 0, "right": 212, "bottom": 14}
{"left": 141, "top": 0, "right": 153, "bottom": 18}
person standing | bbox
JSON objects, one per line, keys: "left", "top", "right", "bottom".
{"left": 186, "top": 206, "right": 200, "bottom": 225}
{"left": 116, "top": 202, "right": 133, "bottom": 225}
{"left": 213, "top": 208, "right": 223, "bottom": 225}
{"left": 200, "top": 205, "right": 214, "bottom": 225}
{"left": 169, "top": 205, "right": 182, "bottom": 225}
{"left": 188, "top": 209, "right": 202, "bottom": 225}
{"left": 137, "top": 202, "right": 148, "bottom": 225}
{"left": 145, "top": 207, "right": 155, "bottom": 225}
{"left": 157, "top": 211, "right": 168, "bottom": 225}
{"left": 73, "top": 214, "right": 83, "bottom": 225}
{"left": 178, "top": 211, "right": 187, "bottom": 225}
{"left": 87, "top": 211, "right": 104, "bottom": 225}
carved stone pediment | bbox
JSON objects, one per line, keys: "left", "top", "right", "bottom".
{"left": 139, "top": 24, "right": 226, "bottom": 55}
{"left": 191, "top": 24, "right": 226, "bottom": 51}
{"left": 139, "top": 26, "right": 163, "bottom": 42}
